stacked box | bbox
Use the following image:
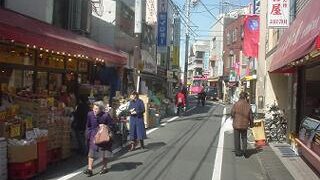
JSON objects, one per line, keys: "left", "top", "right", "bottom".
{"left": 0, "top": 138, "right": 7, "bottom": 180}
{"left": 61, "top": 117, "right": 71, "bottom": 159}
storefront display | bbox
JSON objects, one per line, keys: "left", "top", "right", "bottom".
{"left": 0, "top": 137, "right": 7, "bottom": 180}
{"left": 297, "top": 116, "right": 320, "bottom": 173}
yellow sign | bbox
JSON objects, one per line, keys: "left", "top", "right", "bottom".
{"left": 10, "top": 124, "right": 21, "bottom": 138}
{"left": 25, "top": 117, "right": 33, "bottom": 130}
{"left": 172, "top": 46, "right": 179, "bottom": 67}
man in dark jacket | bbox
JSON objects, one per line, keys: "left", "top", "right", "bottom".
{"left": 73, "top": 95, "right": 90, "bottom": 154}
{"left": 231, "top": 92, "right": 253, "bottom": 157}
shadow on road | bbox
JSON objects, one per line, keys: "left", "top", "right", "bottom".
{"left": 146, "top": 142, "right": 166, "bottom": 150}
{"left": 110, "top": 162, "right": 143, "bottom": 171}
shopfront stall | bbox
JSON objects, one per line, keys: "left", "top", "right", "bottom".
{"left": 269, "top": 0, "right": 320, "bottom": 174}
{"left": 0, "top": 8, "right": 126, "bottom": 180}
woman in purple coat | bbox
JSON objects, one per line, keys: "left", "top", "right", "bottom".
{"left": 83, "top": 101, "right": 113, "bottom": 177}
{"left": 128, "top": 92, "right": 147, "bottom": 151}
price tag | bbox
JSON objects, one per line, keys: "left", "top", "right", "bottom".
{"left": 10, "top": 124, "right": 21, "bottom": 138}
{"left": 25, "top": 117, "right": 33, "bottom": 130}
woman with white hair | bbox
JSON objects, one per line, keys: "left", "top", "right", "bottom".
{"left": 83, "top": 101, "right": 113, "bottom": 177}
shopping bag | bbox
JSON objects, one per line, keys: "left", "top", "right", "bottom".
{"left": 94, "top": 124, "right": 111, "bottom": 146}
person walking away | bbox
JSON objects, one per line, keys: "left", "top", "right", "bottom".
{"left": 175, "top": 90, "right": 186, "bottom": 116}
{"left": 197, "top": 88, "right": 206, "bottom": 106}
{"left": 128, "top": 92, "right": 147, "bottom": 151}
{"left": 83, "top": 101, "right": 113, "bottom": 177}
{"left": 72, "top": 95, "right": 90, "bottom": 155}
{"left": 231, "top": 92, "right": 253, "bottom": 157}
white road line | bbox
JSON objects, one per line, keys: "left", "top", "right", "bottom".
{"left": 167, "top": 116, "right": 179, "bottom": 122}
{"left": 186, "top": 106, "right": 196, "bottom": 112}
{"left": 212, "top": 107, "right": 226, "bottom": 180}
{"left": 57, "top": 171, "right": 81, "bottom": 180}
{"left": 161, "top": 123, "right": 167, "bottom": 126}
{"left": 146, "top": 127, "right": 159, "bottom": 134}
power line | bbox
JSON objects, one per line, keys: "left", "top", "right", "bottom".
{"left": 198, "top": 0, "right": 224, "bottom": 25}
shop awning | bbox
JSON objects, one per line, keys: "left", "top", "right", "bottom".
{"left": 269, "top": 0, "right": 320, "bottom": 73}
{"left": 207, "top": 77, "right": 219, "bottom": 82}
{"left": 0, "top": 8, "right": 127, "bottom": 65}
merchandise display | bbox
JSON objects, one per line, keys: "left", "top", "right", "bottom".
{"left": 0, "top": 137, "right": 7, "bottom": 180}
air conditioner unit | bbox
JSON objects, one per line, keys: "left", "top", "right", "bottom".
{"left": 69, "top": 0, "right": 92, "bottom": 34}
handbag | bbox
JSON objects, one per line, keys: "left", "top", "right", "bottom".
{"left": 94, "top": 124, "right": 111, "bottom": 145}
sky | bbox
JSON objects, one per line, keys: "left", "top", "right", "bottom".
{"left": 172, "top": 0, "right": 251, "bottom": 72}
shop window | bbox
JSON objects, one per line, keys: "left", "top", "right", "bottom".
{"left": 49, "top": 73, "right": 62, "bottom": 92}
{"left": 0, "top": 44, "right": 35, "bottom": 66}
{"left": 304, "top": 66, "right": 320, "bottom": 117}
{"left": 0, "top": 68, "right": 34, "bottom": 93}
{"left": 37, "top": 72, "right": 48, "bottom": 93}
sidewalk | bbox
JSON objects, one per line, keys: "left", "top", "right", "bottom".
{"left": 224, "top": 103, "right": 319, "bottom": 180}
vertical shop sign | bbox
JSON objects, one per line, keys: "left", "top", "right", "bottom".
{"left": 172, "top": 17, "right": 181, "bottom": 68}
{"left": 267, "top": 0, "right": 290, "bottom": 28}
{"left": 134, "top": 0, "right": 142, "bottom": 33}
{"left": 157, "top": 0, "right": 168, "bottom": 52}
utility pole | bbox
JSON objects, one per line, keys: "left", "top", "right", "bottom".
{"left": 183, "top": 0, "right": 190, "bottom": 85}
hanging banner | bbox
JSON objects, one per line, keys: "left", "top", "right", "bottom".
{"left": 267, "top": 0, "right": 290, "bottom": 28}
{"left": 172, "top": 46, "right": 179, "bottom": 67}
{"left": 157, "top": 0, "right": 168, "bottom": 51}
{"left": 134, "top": 0, "right": 142, "bottom": 33}
{"left": 243, "top": 15, "right": 260, "bottom": 58}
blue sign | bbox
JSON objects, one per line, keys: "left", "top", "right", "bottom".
{"left": 157, "top": 12, "right": 167, "bottom": 47}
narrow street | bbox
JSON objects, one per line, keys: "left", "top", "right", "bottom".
{"left": 36, "top": 97, "right": 276, "bottom": 180}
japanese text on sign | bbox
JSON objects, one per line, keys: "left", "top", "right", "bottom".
{"left": 157, "top": 12, "right": 167, "bottom": 47}
{"left": 267, "top": 0, "right": 290, "bottom": 28}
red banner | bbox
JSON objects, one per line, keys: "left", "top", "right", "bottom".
{"left": 317, "top": 35, "right": 320, "bottom": 49}
{"left": 243, "top": 15, "right": 260, "bottom": 58}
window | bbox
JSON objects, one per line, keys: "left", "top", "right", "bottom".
{"left": 234, "top": 28, "right": 238, "bottom": 42}
{"left": 0, "top": 68, "right": 34, "bottom": 92}
{"left": 227, "top": 32, "right": 231, "bottom": 45}
{"left": 196, "top": 52, "right": 205, "bottom": 58}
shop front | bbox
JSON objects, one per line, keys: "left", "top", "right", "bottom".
{"left": 269, "top": 0, "right": 320, "bottom": 173}
{"left": 0, "top": 8, "right": 126, "bottom": 180}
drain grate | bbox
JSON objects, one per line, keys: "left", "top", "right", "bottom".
{"left": 275, "top": 145, "right": 299, "bottom": 157}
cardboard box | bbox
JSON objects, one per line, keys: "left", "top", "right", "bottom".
{"left": 8, "top": 143, "right": 37, "bottom": 163}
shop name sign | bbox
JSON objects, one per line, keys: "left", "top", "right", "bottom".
{"left": 267, "top": 0, "right": 290, "bottom": 28}
{"left": 157, "top": 0, "right": 168, "bottom": 51}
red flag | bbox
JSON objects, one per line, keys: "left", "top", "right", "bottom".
{"left": 316, "top": 35, "right": 320, "bottom": 49}
{"left": 243, "top": 15, "right": 260, "bottom": 58}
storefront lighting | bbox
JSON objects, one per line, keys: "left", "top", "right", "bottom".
{"left": 40, "top": 48, "right": 43, "bottom": 51}
{"left": 60, "top": 59, "right": 63, "bottom": 62}
{"left": 62, "top": 52, "right": 65, "bottom": 55}
{"left": 68, "top": 58, "right": 72, "bottom": 62}
{"left": 57, "top": 52, "right": 60, "bottom": 55}
{"left": 45, "top": 49, "right": 49, "bottom": 52}
{"left": 68, "top": 54, "right": 71, "bottom": 56}
{"left": 26, "top": 44, "right": 30, "bottom": 48}
{"left": 39, "top": 54, "right": 43, "bottom": 58}
{"left": 74, "top": 54, "right": 77, "bottom": 57}
{"left": 33, "top": 45, "right": 36, "bottom": 49}
{"left": 51, "top": 50, "right": 54, "bottom": 53}
{"left": 10, "top": 40, "right": 14, "bottom": 43}
{"left": 1, "top": 70, "right": 4, "bottom": 73}
{"left": 85, "top": 56, "right": 88, "bottom": 59}
{"left": 77, "top": 54, "right": 81, "bottom": 57}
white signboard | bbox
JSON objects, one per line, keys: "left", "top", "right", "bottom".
{"left": 134, "top": 0, "right": 142, "bottom": 33}
{"left": 267, "top": 0, "right": 290, "bottom": 28}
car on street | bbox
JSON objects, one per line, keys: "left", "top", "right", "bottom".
{"left": 205, "top": 86, "right": 218, "bottom": 101}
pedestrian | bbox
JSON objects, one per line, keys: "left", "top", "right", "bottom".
{"left": 72, "top": 95, "right": 90, "bottom": 155}
{"left": 197, "top": 88, "right": 206, "bottom": 106}
{"left": 128, "top": 91, "right": 147, "bottom": 151}
{"left": 231, "top": 92, "right": 253, "bottom": 157}
{"left": 175, "top": 90, "right": 186, "bottom": 116}
{"left": 83, "top": 101, "right": 113, "bottom": 177}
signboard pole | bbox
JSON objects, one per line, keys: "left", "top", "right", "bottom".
{"left": 183, "top": 0, "right": 191, "bottom": 85}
